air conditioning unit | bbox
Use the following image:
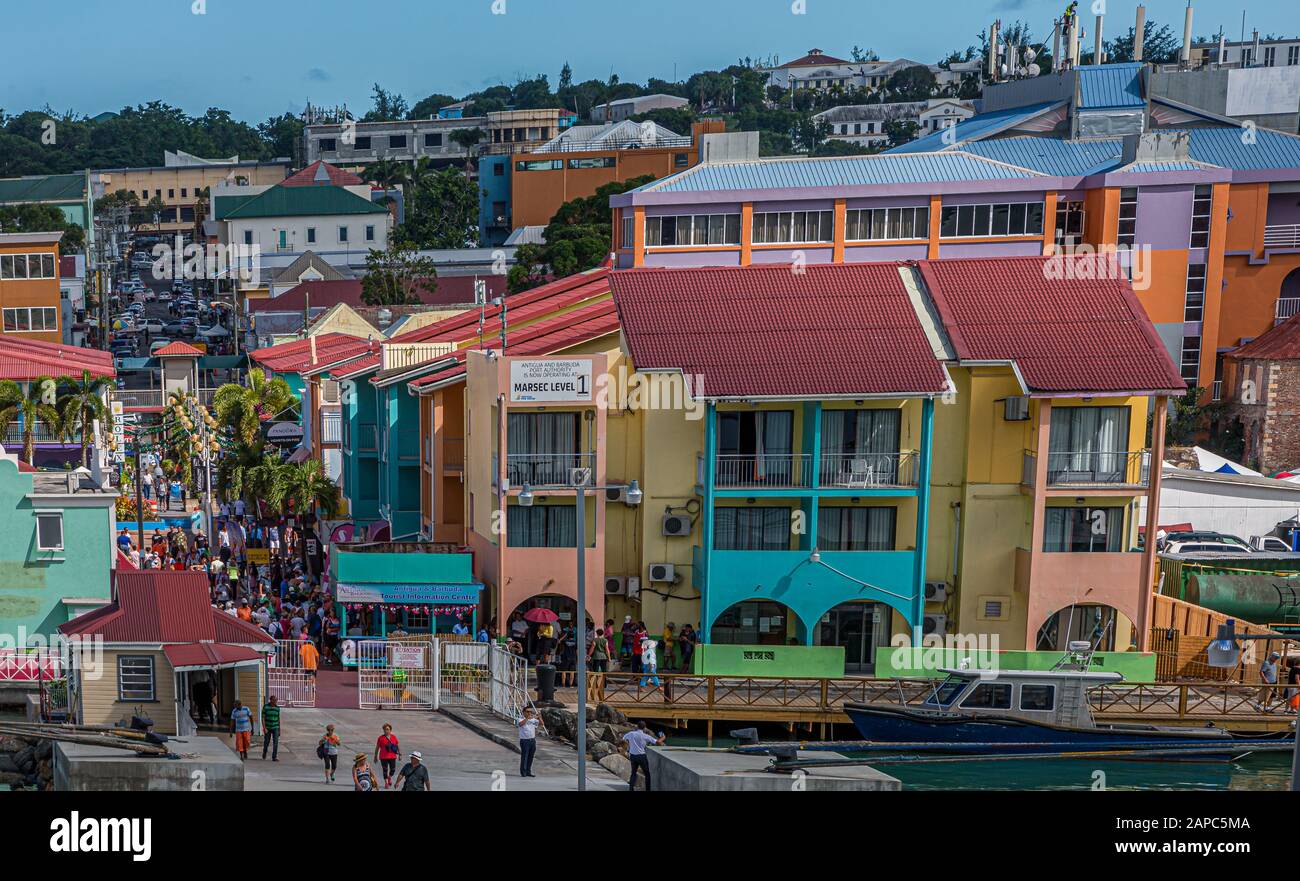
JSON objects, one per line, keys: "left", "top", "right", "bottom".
{"left": 923, "top": 614, "right": 948, "bottom": 638}
{"left": 604, "top": 576, "right": 626, "bottom": 595}
{"left": 1004, "top": 396, "right": 1030, "bottom": 421}
{"left": 661, "top": 514, "right": 692, "bottom": 537}
{"left": 924, "top": 581, "right": 948, "bottom": 604}
{"left": 626, "top": 576, "right": 641, "bottom": 600}
{"left": 648, "top": 563, "right": 675, "bottom": 583}
{"left": 606, "top": 486, "right": 626, "bottom": 503}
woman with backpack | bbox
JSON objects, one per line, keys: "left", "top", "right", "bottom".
{"left": 588, "top": 627, "right": 610, "bottom": 702}
{"left": 374, "top": 722, "right": 401, "bottom": 789}
{"left": 318, "top": 723, "right": 341, "bottom": 783}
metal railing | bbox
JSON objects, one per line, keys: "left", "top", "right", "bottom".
{"left": 113, "top": 388, "right": 222, "bottom": 409}
{"left": 321, "top": 412, "right": 342, "bottom": 445}
{"left": 531, "top": 135, "right": 693, "bottom": 154}
{"left": 396, "top": 428, "right": 420, "bottom": 462}
{"left": 3, "top": 422, "right": 65, "bottom": 445}
{"left": 505, "top": 451, "right": 596, "bottom": 486}
{"left": 357, "top": 423, "right": 377, "bottom": 453}
{"left": 1023, "top": 449, "right": 1151, "bottom": 487}
{"left": 1212, "top": 380, "right": 1223, "bottom": 402}
{"left": 1276, "top": 297, "right": 1300, "bottom": 320}
{"left": 714, "top": 453, "right": 812, "bottom": 488}
{"left": 818, "top": 451, "right": 918, "bottom": 488}
{"left": 1263, "top": 224, "right": 1300, "bottom": 249}
{"left": 443, "top": 437, "right": 464, "bottom": 472}
{"left": 0, "top": 649, "right": 62, "bottom": 683}
{"left": 438, "top": 641, "right": 530, "bottom": 722}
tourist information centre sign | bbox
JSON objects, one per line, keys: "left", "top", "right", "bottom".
{"left": 509, "top": 359, "right": 592, "bottom": 402}
{"left": 336, "top": 582, "right": 482, "bottom": 605}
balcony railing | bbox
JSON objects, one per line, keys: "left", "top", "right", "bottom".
{"left": 396, "top": 428, "right": 420, "bottom": 463}
{"left": 1026, "top": 449, "right": 1152, "bottom": 488}
{"left": 444, "top": 437, "right": 464, "bottom": 472}
{"left": 715, "top": 453, "right": 812, "bottom": 488}
{"left": 355, "top": 423, "right": 377, "bottom": 453}
{"left": 818, "top": 451, "right": 918, "bottom": 488}
{"left": 1212, "top": 380, "right": 1223, "bottom": 402}
{"left": 506, "top": 452, "right": 596, "bottom": 487}
{"left": 3, "top": 421, "right": 64, "bottom": 445}
{"left": 1276, "top": 297, "right": 1300, "bottom": 321}
{"left": 1264, "top": 224, "right": 1300, "bottom": 249}
{"left": 113, "top": 388, "right": 221, "bottom": 409}
{"left": 321, "top": 412, "right": 342, "bottom": 445}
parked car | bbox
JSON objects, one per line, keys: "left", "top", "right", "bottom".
{"left": 1157, "top": 530, "right": 1251, "bottom": 550}
{"left": 149, "top": 338, "right": 174, "bottom": 354}
{"left": 1163, "top": 540, "right": 1251, "bottom": 555}
{"left": 141, "top": 319, "right": 164, "bottom": 334}
{"left": 1249, "top": 535, "right": 1295, "bottom": 552}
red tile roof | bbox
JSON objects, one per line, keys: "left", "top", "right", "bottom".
{"left": 59, "top": 570, "right": 272, "bottom": 645}
{"left": 254, "top": 275, "right": 507, "bottom": 315}
{"left": 329, "top": 351, "right": 382, "bottom": 380}
{"left": 611, "top": 264, "right": 949, "bottom": 398}
{"left": 0, "top": 337, "right": 114, "bottom": 381}
{"left": 151, "top": 341, "right": 204, "bottom": 358}
{"left": 249, "top": 332, "right": 374, "bottom": 373}
{"left": 1226, "top": 313, "right": 1300, "bottom": 361}
{"left": 780, "top": 49, "right": 853, "bottom": 68}
{"left": 918, "top": 256, "right": 1186, "bottom": 395}
{"left": 281, "top": 160, "right": 365, "bottom": 188}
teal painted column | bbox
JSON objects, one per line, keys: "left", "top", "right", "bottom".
{"left": 911, "top": 398, "right": 935, "bottom": 645}
{"left": 805, "top": 401, "right": 821, "bottom": 551}
{"left": 700, "top": 402, "right": 717, "bottom": 640}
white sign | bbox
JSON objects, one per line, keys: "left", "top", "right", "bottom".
{"left": 509, "top": 359, "right": 592, "bottom": 402}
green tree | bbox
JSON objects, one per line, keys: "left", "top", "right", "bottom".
{"left": 56, "top": 370, "right": 109, "bottom": 468}
{"left": 883, "top": 65, "right": 938, "bottom": 102}
{"left": 212, "top": 368, "right": 297, "bottom": 449}
{"left": 1105, "top": 20, "right": 1183, "bottom": 63}
{"left": 361, "top": 240, "right": 438, "bottom": 306}
{"left": 397, "top": 166, "right": 479, "bottom": 249}
{"left": 0, "top": 203, "right": 85, "bottom": 252}
{"left": 273, "top": 459, "right": 340, "bottom": 555}
{"left": 408, "top": 93, "right": 457, "bottom": 120}
{"left": 258, "top": 113, "right": 305, "bottom": 159}
{"left": 885, "top": 120, "right": 921, "bottom": 148}
{"left": 363, "top": 84, "right": 409, "bottom": 122}
{"left": 0, "top": 377, "right": 60, "bottom": 464}
{"left": 449, "top": 128, "right": 483, "bottom": 172}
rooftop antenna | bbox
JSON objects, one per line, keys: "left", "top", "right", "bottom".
{"left": 1134, "top": 4, "right": 1146, "bottom": 62}
{"left": 1180, "top": 1, "right": 1194, "bottom": 66}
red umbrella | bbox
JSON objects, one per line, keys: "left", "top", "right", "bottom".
{"left": 523, "top": 608, "right": 559, "bottom": 624}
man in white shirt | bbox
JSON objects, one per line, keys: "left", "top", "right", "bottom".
{"left": 517, "top": 708, "right": 540, "bottom": 777}
{"left": 622, "top": 721, "right": 665, "bottom": 791}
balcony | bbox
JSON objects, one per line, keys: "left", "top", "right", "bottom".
{"left": 396, "top": 428, "right": 420, "bottom": 463}
{"left": 1264, "top": 224, "right": 1300, "bottom": 250}
{"left": 113, "top": 388, "right": 221, "bottom": 409}
{"left": 356, "top": 423, "right": 377, "bottom": 454}
{"left": 708, "top": 451, "right": 919, "bottom": 490}
{"left": 321, "top": 412, "right": 342, "bottom": 445}
{"left": 444, "top": 437, "right": 464, "bottom": 473}
{"left": 506, "top": 452, "right": 596, "bottom": 487}
{"left": 3, "top": 421, "right": 64, "bottom": 445}
{"left": 1024, "top": 450, "right": 1151, "bottom": 489}
{"left": 714, "top": 453, "right": 812, "bottom": 488}
{"left": 818, "top": 451, "right": 918, "bottom": 488}
{"left": 1276, "top": 298, "right": 1300, "bottom": 322}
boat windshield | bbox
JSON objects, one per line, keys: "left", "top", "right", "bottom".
{"left": 923, "top": 676, "right": 970, "bottom": 707}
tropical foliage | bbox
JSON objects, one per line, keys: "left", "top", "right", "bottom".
{"left": 0, "top": 376, "right": 60, "bottom": 464}
{"left": 56, "top": 370, "right": 110, "bottom": 467}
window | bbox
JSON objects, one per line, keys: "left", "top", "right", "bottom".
{"left": 1020, "top": 683, "right": 1056, "bottom": 711}
{"left": 939, "top": 202, "right": 1044, "bottom": 238}
{"left": 507, "top": 503, "right": 578, "bottom": 547}
{"left": 621, "top": 215, "right": 634, "bottom": 247}
{"left": 493, "top": 162, "right": 504, "bottom": 176}
{"left": 365, "top": 225, "right": 375, "bottom": 242}
{"left": 338, "top": 226, "right": 349, "bottom": 243}
{"left": 568, "top": 157, "right": 616, "bottom": 169}
{"left": 1046, "top": 406, "right": 1130, "bottom": 483}
{"left": 3, "top": 307, "right": 59, "bottom": 332}
{"left": 960, "top": 682, "right": 1012, "bottom": 709}
{"left": 751, "top": 210, "right": 834, "bottom": 244}
{"left": 35, "top": 512, "right": 63, "bottom": 551}
{"left": 179, "top": 207, "right": 195, "bottom": 222}
{"left": 117, "top": 655, "right": 156, "bottom": 702}
{"left": 0, "top": 253, "right": 57, "bottom": 279}
{"left": 425, "top": 133, "right": 443, "bottom": 148}
{"left": 243, "top": 230, "right": 253, "bottom": 246}
{"left": 1184, "top": 262, "right": 1207, "bottom": 322}
{"left": 1043, "top": 506, "right": 1124, "bottom": 552}
{"left": 1190, "top": 185, "right": 1212, "bottom": 248}
{"left": 644, "top": 213, "right": 741, "bottom": 247}
{"left": 674, "top": 152, "right": 689, "bottom": 168}
{"left": 845, "top": 206, "right": 929, "bottom": 241}
{"left": 320, "top": 138, "right": 337, "bottom": 152}
{"left": 515, "top": 159, "right": 563, "bottom": 171}
{"left": 389, "top": 135, "right": 407, "bottom": 149}
{"left": 1181, "top": 334, "right": 1201, "bottom": 384}
{"left": 306, "top": 227, "right": 316, "bottom": 244}
{"left": 167, "top": 189, "right": 174, "bottom": 199}
{"left": 354, "top": 136, "right": 372, "bottom": 150}
{"left": 1264, "top": 46, "right": 1277, "bottom": 67}
{"left": 713, "top": 507, "right": 791, "bottom": 550}
{"left": 1289, "top": 46, "right": 1300, "bottom": 66}
{"left": 1054, "top": 199, "right": 1085, "bottom": 245}
{"left": 817, "top": 506, "right": 895, "bottom": 551}
{"left": 1117, "top": 187, "right": 1138, "bottom": 247}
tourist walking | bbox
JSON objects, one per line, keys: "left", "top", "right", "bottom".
{"left": 260, "top": 695, "right": 280, "bottom": 761}
{"left": 318, "top": 723, "right": 341, "bottom": 783}
{"left": 374, "top": 723, "right": 401, "bottom": 789}
{"left": 622, "top": 721, "right": 665, "bottom": 791}
{"left": 1258, "top": 651, "right": 1282, "bottom": 709}
{"left": 517, "top": 707, "right": 539, "bottom": 777}
{"left": 395, "top": 751, "right": 430, "bottom": 791}
{"left": 352, "top": 754, "right": 379, "bottom": 791}
{"left": 229, "top": 700, "right": 252, "bottom": 760}
{"left": 588, "top": 628, "right": 610, "bottom": 701}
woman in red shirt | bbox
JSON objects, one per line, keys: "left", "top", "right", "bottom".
{"left": 373, "top": 723, "right": 401, "bottom": 789}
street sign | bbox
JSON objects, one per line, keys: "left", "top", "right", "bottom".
{"left": 570, "top": 467, "right": 592, "bottom": 487}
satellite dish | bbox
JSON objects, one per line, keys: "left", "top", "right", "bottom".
{"left": 1026, "top": 63, "right": 1041, "bottom": 76}
{"left": 1024, "top": 48, "right": 1037, "bottom": 63}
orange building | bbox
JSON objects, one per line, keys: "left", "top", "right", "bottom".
{"left": 0, "top": 231, "right": 64, "bottom": 343}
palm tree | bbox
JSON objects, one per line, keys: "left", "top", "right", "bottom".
{"left": 0, "top": 377, "right": 61, "bottom": 465}
{"left": 56, "top": 371, "right": 109, "bottom": 468}
{"left": 212, "top": 368, "right": 297, "bottom": 448}
{"left": 274, "top": 459, "right": 340, "bottom": 570}
{"left": 448, "top": 129, "right": 482, "bottom": 175}
{"left": 246, "top": 453, "right": 287, "bottom": 516}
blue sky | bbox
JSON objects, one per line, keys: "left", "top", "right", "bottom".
{"left": 4, "top": 0, "right": 1296, "bottom": 122}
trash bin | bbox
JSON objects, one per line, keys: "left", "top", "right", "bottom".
{"left": 535, "top": 663, "right": 557, "bottom": 703}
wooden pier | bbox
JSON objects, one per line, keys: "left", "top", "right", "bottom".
{"left": 589, "top": 673, "right": 1297, "bottom": 742}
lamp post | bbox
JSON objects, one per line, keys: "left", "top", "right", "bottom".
{"left": 519, "top": 474, "right": 642, "bottom": 791}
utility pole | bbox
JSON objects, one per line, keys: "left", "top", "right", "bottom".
{"left": 134, "top": 436, "right": 146, "bottom": 564}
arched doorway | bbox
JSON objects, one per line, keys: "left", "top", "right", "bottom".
{"left": 1035, "top": 603, "right": 1134, "bottom": 653}
{"left": 710, "top": 600, "right": 805, "bottom": 646}
{"left": 813, "top": 600, "right": 892, "bottom": 673}
{"left": 505, "top": 594, "right": 594, "bottom": 662}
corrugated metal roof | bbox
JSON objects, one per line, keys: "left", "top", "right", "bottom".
{"left": 1227, "top": 313, "right": 1300, "bottom": 360}
{"left": 958, "top": 136, "right": 1123, "bottom": 176}
{"left": 224, "top": 184, "right": 388, "bottom": 219}
{"left": 1116, "top": 161, "right": 1207, "bottom": 173}
{"left": 888, "top": 101, "right": 1066, "bottom": 154}
{"left": 1186, "top": 127, "right": 1300, "bottom": 171}
{"left": 649, "top": 152, "right": 1040, "bottom": 193}
{"left": 1077, "top": 63, "right": 1146, "bottom": 110}
{"left": 0, "top": 173, "right": 86, "bottom": 204}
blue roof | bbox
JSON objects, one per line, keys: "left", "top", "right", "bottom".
{"left": 1116, "top": 161, "right": 1206, "bottom": 174}
{"left": 888, "top": 101, "right": 1065, "bottom": 154}
{"left": 957, "top": 137, "right": 1124, "bottom": 176}
{"left": 646, "top": 152, "right": 1041, "bottom": 192}
{"left": 1185, "top": 127, "right": 1300, "bottom": 171}
{"left": 1077, "top": 63, "right": 1146, "bottom": 110}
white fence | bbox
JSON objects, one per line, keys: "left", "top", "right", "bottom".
{"left": 357, "top": 639, "right": 437, "bottom": 710}
{"left": 267, "top": 639, "right": 316, "bottom": 707}
{"left": 439, "top": 640, "right": 529, "bottom": 721}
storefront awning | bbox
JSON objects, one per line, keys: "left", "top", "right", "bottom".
{"left": 336, "top": 582, "right": 483, "bottom": 605}
{"left": 163, "top": 643, "right": 266, "bottom": 673}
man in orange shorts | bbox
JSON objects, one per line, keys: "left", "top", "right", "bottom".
{"left": 230, "top": 700, "right": 253, "bottom": 759}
